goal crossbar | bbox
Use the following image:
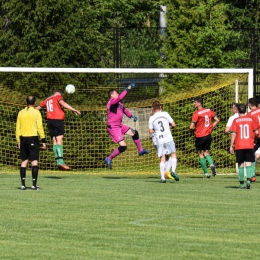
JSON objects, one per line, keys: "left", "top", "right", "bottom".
{"left": 0, "top": 67, "right": 253, "bottom": 99}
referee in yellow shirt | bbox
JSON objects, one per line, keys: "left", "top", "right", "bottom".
{"left": 16, "top": 96, "right": 47, "bottom": 190}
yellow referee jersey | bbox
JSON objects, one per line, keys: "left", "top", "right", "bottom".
{"left": 16, "top": 106, "right": 45, "bottom": 143}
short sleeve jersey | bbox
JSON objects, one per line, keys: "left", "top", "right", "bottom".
{"left": 226, "top": 113, "right": 239, "bottom": 127}
{"left": 247, "top": 108, "right": 260, "bottom": 138}
{"left": 149, "top": 111, "right": 174, "bottom": 145}
{"left": 230, "top": 116, "right": 258, "bottom": 150}
{"left": 40, "top": 93, "right": 65, "bottom": 120}
{"left": 191, "top": 108, "right": 215, "bottom": 138}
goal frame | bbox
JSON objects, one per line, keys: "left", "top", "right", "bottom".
{"left": 0, "top": 67, "right": 254, "bottom": 99}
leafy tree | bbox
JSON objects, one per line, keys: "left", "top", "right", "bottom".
{"left": 0, "top": 0, "right": 160, "bottom": 68}
{"left": 159, "top": 0, "right": 250, "bottom": 91}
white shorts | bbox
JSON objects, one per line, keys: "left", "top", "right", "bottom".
{"left": 255, "top": 147, "right": 260, "bottom": 155}
{"left": 157, "top": 141, "right": 176, "bottom": 157}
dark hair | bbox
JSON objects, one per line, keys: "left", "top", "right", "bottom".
{"left": 26, "top": 95, "right": 36, "bottom": 105}
{"left": 238, "top": 104, "right": 246, "bottom": 114}
{"left": 53, "top": 89, "right": 62, "bottom": 95}
{"left": 152, "top": 100, "right": 161, "bottom": 111}
{"left": 233, "top": 102, "right": 239, "bottom": 109}
{"left": 108, "top": 89, "right": 117, "bottom": 99}
{"left": 248, "top": 97, "right": 257, "bottom": 107}
{"left": 194, "top": 97, "right": 203, "bottom": 106}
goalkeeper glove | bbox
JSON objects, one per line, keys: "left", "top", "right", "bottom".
{"left": 126, "top": 83, "right": 135, "bottom": 91}
{"left": 131, "top": 115, "right": 138, "bottom": 122}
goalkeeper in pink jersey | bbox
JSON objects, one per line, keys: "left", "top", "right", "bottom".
{"left": 105, "top": 83, "right": 151, "bottom": 169}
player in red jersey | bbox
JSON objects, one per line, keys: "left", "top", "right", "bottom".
{"left": 189, "top": 97, "right": 220, "bottom": 178}
{"left": 247, "top": 97, "right": 260, "bottom": 182}
{"left": 230, "top": 104, "right": 258, "bottom": 189}
{"left": 36, "top": 90, "right": 81, "bottom": 170}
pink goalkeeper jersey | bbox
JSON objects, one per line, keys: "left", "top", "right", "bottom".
{"left": 107, "top": 90, "right": 132, "bottom": 127}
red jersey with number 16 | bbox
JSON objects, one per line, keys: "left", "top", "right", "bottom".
{"left": 230, "top": 116, "right": 258, "bottom": 150}
{"left": 40, "top": 93, "right": 65, "bottom": 120}
{"left": 191, "top": 108, "right": 215, "bottom": 137}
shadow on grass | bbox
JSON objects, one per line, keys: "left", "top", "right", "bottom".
{"left": 44, "top": 176, "right": 63, "bottom": 179}
{"left": 225, "top": 186, "right": 241, "bottom": 189}
{"left": 102, "top": 176, "right": 128, "bottom": 179}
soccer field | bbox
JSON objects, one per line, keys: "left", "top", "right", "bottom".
{"left": 0, "top": 172, "right": 260, "bottom": 260}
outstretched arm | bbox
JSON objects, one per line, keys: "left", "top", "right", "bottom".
{"left": 59, "top": 100, "right": 81, "bottom": 115}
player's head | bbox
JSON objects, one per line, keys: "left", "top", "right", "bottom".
{"left": 53, "top": 90, "right": 62, "bottom": 95}
{"left": 232, "top": 102, "right": 239, "bottom": 113}
{"left": 152, "top": 100, "right": 161, "bottom": 111}
{"left": 238, "top": 104, "right": 246, "bottom": 114}
{"left": 194, "top": 97, "right": 203, "bottom": 107}
{"left": 26, "top": 95, "right": 36, "bottom": 105}
{"left": 108, "top": 89, "right": 119, "bottom": 99}
{"left": 248, "top": 97, "right": 257, "bottom": 108}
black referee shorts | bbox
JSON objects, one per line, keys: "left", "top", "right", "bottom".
{"left": 195, "top": 134, "right": 212, "bottom": 151}
{"left": 47, "top": 119, "right": 64, "bottom": 138}
{"left": 20, "top": 136, "right": 40, "bottom": 161}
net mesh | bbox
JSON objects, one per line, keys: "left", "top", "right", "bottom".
{"left": 0, "top": 70, "right": 250, "bottom": 175}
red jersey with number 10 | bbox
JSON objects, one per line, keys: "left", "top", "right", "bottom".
{"left": 230, "top": 116, "right": 258, "bottom": 150}
{"left": 191, "top": 108, "right": 215, "bottom": 137}
{"left": 40, "top": 93, "right": 65, "bottom": 120}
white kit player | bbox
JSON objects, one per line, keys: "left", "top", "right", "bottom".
{"left": 149, "top": 101, "right": 179, "bottom": 183}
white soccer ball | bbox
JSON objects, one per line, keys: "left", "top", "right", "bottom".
{"left": 65, "top": 84, "right": 75, "bottom": 94}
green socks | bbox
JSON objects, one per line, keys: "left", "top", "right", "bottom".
{"left": 205, "top": 155, "right": 214, "bottom": 166}
{"left": 238, "top": 167, "right": 245, "bottom": 187}
{"left": 199, "top": 158, "right": 208, "bottom": 174}
{"left": 53, "top": 144, "right": 65, "bottom": 164}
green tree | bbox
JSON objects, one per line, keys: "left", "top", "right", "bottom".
{"left": 0, "top": 0, "right": 160, "bottom": 68}
{"left": 159, "top": 0, "right": 249, "bottom": 91}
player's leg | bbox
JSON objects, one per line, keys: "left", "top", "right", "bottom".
{"left": 19, "top": 138, "right": 29, "bottom": 190}
{"left": 203, "top": 135, "right": 216, "bottom": 176}
{"left": 245, "top": 149, "right": 255, "bottom": 189}
{"left": 160, "top": 155, "right": 166, "bottom": 183}
{"left": 196, "top": 137, "right": 210, "bottom": 178}
{"left": 124, "top": 126, "right": 151, "bottom": 156}
{"left": 164, "top": 141, "right": 179, "bottom": 181}
{"left": 164, "top": 155, "right": 174, "bottom": 179}
{"left": 105, "top": 127, "right": 126, "bottom": 169}
{"left": 236, "top": 151, "right": 246, "bottom": 188}
{"left": 252, "top": 144, "right": 260, "bottom": 182}
{"left": 52, "top": 120, "right": 69, "bottom": 170}
{"left": 28, "top": 137, "right": 41, "bottom": 190}
{"left": 156, "top": 144, "right": 166, "bottom": 183}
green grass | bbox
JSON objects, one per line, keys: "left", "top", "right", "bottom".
{"left": 1, "top": 172, "right": 260, "bottom": 260}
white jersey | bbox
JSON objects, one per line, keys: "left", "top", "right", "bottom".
{"left": 226, "top": 113, "right": 239, "bottom": 127}
{"left": 149, "top": 111, "right": 174, "bottom": 145}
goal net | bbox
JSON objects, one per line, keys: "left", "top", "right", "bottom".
{"left": 0, "top": 68, "right": 253, "bottom": 175}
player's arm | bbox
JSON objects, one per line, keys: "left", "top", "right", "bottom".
{"left": 254, "top": 129, "right": 259, "bottom": 144}
{"left": 230, "top": 132, "right": 236, "bottom": 154}
{"left": 213, "top": 115, "right": 220, "bottom": 129}
{"left": 15, "top": 115, "right": 21, "bottom": 148}
{"left": 189, "top": 122, "right": 195, "bottom": 134}
{"left": 59, "top": 100, "right": 81, "bottom": 115}
{"left": 149, "top": 128, "right": 154, "bottom": 134}
{"left": 225, "top": 126, "right": 231, "bottom": 134}
{"left": 36, "top": 112, "right": 47, "bottom": 149}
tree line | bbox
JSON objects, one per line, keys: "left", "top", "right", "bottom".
{"left": 0, "top": 1, "right": 259, "bottom": 91}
